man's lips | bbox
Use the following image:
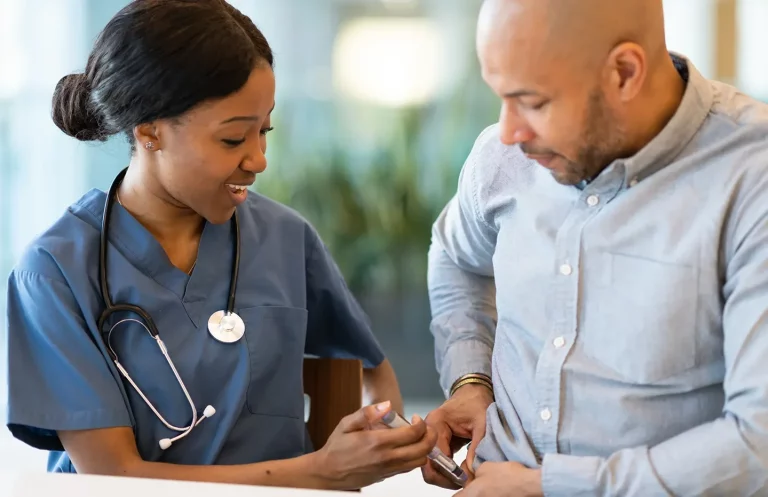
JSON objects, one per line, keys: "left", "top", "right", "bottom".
{"left": 525, "top": 153, "right": 556, "bottom": 167}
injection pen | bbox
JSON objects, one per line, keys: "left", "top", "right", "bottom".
{"left": 380, "top": 410, "right": 469, "bottom": 487}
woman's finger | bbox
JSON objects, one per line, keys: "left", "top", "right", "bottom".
{"left": 338, "top": 401, "right": 391, "bottom": 433}
{"left": 368, "top": 418, "right": 428, "bottom": 449}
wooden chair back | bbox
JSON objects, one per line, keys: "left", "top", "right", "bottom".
{"left": 302, "top": 357, "right": 363, "bottom": 451}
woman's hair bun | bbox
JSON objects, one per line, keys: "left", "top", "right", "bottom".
{"left": 51, "top": 73, "right": 105, "bottom": 141}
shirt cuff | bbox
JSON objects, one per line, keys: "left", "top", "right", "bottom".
{"left": 440, "top": 339, "right": 493, "bottom": 398}
{"left": 541, "top": 453, "right": 601, "bottom": 497}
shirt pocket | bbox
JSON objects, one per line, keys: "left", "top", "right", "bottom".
{"left": 239, "top": 306, "right": 308, "bottom": 419}
{"left": 579, "top": 251, "right": 699, "bottom": 384}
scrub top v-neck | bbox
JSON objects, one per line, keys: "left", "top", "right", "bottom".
{"left": 5, "top": 188, "right": 385, "bottom": 473}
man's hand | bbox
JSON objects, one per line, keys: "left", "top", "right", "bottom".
{"left": 456, "top": 462, "right": 543, "bottom": 497}
{"left": 421, "top": 384, "right": 493, "bottom": 489}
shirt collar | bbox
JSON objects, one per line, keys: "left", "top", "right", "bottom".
{"left": 620, "top": 53, "right": 714, "bottom": 186}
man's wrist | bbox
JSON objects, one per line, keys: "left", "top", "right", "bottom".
{"left": 450, "top": 373, "right": 493, "bottom": 398}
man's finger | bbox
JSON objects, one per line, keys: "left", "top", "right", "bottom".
{"left": 466, "top": 415, "right": 486, "bottom": 470}
{"left": 466, "top": 441, "right": 477, "bottom": 474}
{"left": 421, "top": 460, "right": 458, "bottom": 489}
{"left": 420, "top": 420, "right": 458, "bottom": 488}
{"left": 460, "top": 458, "right": 475, "bottom": 481}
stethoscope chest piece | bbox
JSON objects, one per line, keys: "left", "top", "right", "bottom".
{"left": 207, "top": 310, "right": 245, "bottom": 343}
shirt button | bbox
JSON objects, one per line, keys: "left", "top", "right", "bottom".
{"left": 559, "top": 264, "right": 572, "bottom": 276}
{"left": 553, "top": 336, "right": 566, "bottom": 348}
{"left": 586, "top": 194, "right": 599, "bottom": 207}
{"left": 540, "top": 408, "right": 552, "bottom": 421}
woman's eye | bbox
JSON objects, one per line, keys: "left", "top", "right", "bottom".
{"left": 222, "top": 138, "right": 245, "bottom": 147}
{"left": 222, "top": 127, "right": 273, "bottom": 146}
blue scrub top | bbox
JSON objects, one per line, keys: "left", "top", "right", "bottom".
{"left": 4, "top": 188, "right": 385, "bottom": 472}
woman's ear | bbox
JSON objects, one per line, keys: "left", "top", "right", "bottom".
{"left": 133, "top": 123, "right": 161, "bottom": 151}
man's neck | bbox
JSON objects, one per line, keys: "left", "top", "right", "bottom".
{"left": 626, "top": 56, "right": 687, "bottom": 155}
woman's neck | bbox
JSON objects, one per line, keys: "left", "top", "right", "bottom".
{"left": 117, "top": 165, "right": 204, "bottom": 273}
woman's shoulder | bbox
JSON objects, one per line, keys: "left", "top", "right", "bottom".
{"left": 240, "top": 191, "right": 319, "bottom": 241}
{"left": 242, "top": 190, "right": 308, "bottom": 222}
{"left": 13, "top": 189, "right": 104, "bottom": 282}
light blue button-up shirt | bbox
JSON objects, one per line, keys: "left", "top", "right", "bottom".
{"left": 429, "top": 54, "right": 768, "bottom": 496}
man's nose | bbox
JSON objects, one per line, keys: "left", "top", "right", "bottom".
{"left": 499, "top": 103, "right": 535, "bottom": 145}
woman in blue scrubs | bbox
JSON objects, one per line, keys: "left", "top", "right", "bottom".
{"left": 4, "top": 0, "right": 436, "bottom": 490}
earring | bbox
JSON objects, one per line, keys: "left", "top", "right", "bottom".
{"left": 145, "top": 141, "right": 155, "bottom": 150}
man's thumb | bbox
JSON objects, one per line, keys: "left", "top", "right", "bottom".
{"left": 340, "top": 401, "right": 391, "bottom": 433}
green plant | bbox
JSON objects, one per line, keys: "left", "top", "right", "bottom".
{"left": 256, "top": 72, "right": 498, "bottom": 294}
{"left": 257, "top": 114, "right": 446, "bottom": 293}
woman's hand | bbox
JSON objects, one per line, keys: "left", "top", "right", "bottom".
{"left": 312, "top": 401, "right": 438, "bottom": 490}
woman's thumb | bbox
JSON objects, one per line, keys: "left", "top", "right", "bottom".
{"left": 339, "top": 401, "right": 391, "bottom": 433}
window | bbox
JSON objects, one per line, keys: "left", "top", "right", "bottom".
{"left": 663, "top": 0, "right": 716, "bottom": 79}
{"left": 737, "top": 0, "right": 768, "bottom": 100}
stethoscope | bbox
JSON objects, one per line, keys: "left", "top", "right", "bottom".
{"left": 97, "top": 167, "right": 245, "bottom": 450}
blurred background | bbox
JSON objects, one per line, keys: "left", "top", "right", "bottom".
{"left": 1, "top": 0, "right": 766, "bottom": 471}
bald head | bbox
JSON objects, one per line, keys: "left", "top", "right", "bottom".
{"left": 475, "top": 0, "right": 685, "bottom": 186}
{"left": 478, "top": 0, "right": 667, "bottom": 72}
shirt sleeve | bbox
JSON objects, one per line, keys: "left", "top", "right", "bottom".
{"left": 540, "top": 167, "right": 768, "bottom": 496}
{"left": 5, "top": 267, "right": 132, "bottom": 452}
{"left": 303, "top": 228, "right": 385, "bottom": 369}
{"left": 428, "top": 125, "right": 499, "bottom": 396}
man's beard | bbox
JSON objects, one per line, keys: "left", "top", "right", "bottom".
{"left": 551, "top": 89, "right": 625, "bottom": 186}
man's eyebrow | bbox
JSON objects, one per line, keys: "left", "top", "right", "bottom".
{"left": 503, "top": 89, "right": 541, "bottom": 99}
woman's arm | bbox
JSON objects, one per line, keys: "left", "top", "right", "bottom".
{"left": 59, "top": 402, "right": 436, "bottom": 491}
{"left": 363, "top": 358, "right": 404, "bottom": 416}
{"left": 59, "top": 427, "right": 328, "bottom": 489}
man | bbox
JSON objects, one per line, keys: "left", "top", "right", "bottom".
{"left": 423, "top": 0, "right": 768, "bottom": 495}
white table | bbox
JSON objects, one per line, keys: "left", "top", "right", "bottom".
{"left": 0, "top": 469, "right": 458, "bottom": 497}
{"left": 0, "top": 402, "right": 460, "bottom": 496}
{"left": 0, "top": 471, "right": 353, "bottom": 497}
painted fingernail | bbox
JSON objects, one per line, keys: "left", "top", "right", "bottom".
{"left": 376, "top": 401, "right": 391, "bottom": 412}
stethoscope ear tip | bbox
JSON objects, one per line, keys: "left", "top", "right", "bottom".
{"left": 203, "top": 405, "right": 216, "bottom": 417}
{"left": 159, "top": 438, "right": 172, "bottom": 450}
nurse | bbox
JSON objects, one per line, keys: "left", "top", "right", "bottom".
{"left": 4, "top": 0, "right": 436, "bottom": 491}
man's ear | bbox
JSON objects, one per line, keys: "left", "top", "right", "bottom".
{"left": 606, "top": 42, "right": 647, "bottom": 103}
